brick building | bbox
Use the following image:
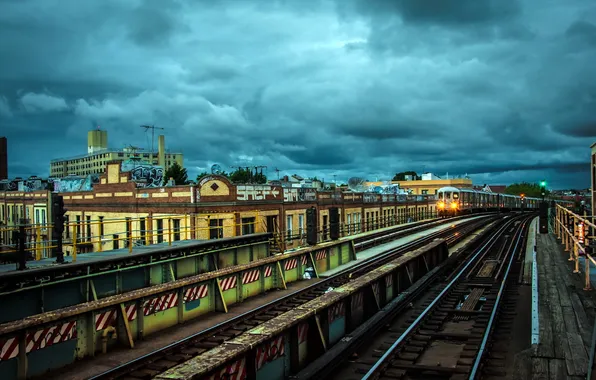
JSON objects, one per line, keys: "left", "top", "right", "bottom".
{"left": 1, "top": 161, "right": 437, "bottom": 258}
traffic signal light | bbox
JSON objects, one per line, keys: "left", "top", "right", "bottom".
{"left": 51, "top": 194, "right": 67, "bottom": 263}
{"left": 540, "top": 180, "right": 546, "bottom": 187}
{"left": 52, "top": 195, "right": 67, "bottom": 235}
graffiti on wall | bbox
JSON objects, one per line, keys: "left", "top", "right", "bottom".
{"left": 283, "top": 188, "right": 317, "bottom": 202}
{"left": 129, "top": 166, "right": 164, "bottom": 188}
{"left": 121, "top": 160, "right": 165, "bottom": 188}
{"left": 363, "top": 193, "right": 378, "bottom": 203}
{"left": 237, "top": 185, "right": 280, "bottom": 201}
{"left": 0, "top": 180, "right": 18, "bottom": 191}
{"left": 53, "top": 175, "right": 99, "bottom": 192}
{"left": 18, "top": 179, "right": 44, "bottom": 192}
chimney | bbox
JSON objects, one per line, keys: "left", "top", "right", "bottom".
{"left": 158, "top": 135, "right": 165, "bottom": 168}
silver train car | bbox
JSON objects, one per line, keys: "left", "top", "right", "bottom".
{"left": 436, "top": 186, "right": 541, "bottom": 217}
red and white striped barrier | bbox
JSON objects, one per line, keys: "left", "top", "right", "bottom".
{"left": 284, "top": 258, "right": 298, "bottom": 271}
{"left": 328, "top": 302, "right": 345, "bottom": 324}
{"left": 315, "top": 249, "right": 327, "bottom": 261}
{"left": 184, "top": 284, "right": 209, "bottom": 303}
{"left": 124, "top": 304, "right": 138, "bottom": 321}
{"left": 242, "top": 269, "right": 260, "bottom": 285}
{"left": 1, "top": 321, "right": 77, "bottom": 362}
{"left": 143, "top": 292, "right": 179, "bottom": 316}
{"left": 298, "top": 323, "right": 309, "bottom": 344}
{"left": 207, "top": 357, "right": 246, "bottom": 380}
{"left": 301, "top": 255, "right": 308, "bottom": 265}
{"left": 220, "top": 275, "right": 238, "bottom": 292}
{"left": 385, "top": 274, "right": 393, "bottom": 288}
{"left": 264, "top": 266, "right": 273, "bottom": 277}
{"left": 255, "top": 335, "right": 285, "bottom": 371}
{"left": 95, "top": 309, "right": 117, "bottom": 331}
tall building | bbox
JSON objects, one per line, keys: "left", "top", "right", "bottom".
{"left": 0, "top": 137, "right": 7, "bottom": 180}
{"left": 49, "top": 128, "right": 184, "bottom": 178}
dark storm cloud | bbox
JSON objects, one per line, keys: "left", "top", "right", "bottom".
{"left": 1, "top": 0, "right": 595, "bottom": 189}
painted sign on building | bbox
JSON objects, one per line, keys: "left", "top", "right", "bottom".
{"left": 283, "top": 188, "right": 317, "bottom": 202}
{"left": 237, "top": 185, "right": 280, "bottom": 201}
{"left": 53, "top": 174, "right": 99, "bottom": 192}
{"left": 363, "top": 193, "right": 378, "bottom": 203}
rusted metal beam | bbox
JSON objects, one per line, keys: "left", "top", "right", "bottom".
{"left": 0, "top": 239, "right": 349, "bottom": 335}
{"left": 154, "top": 239, "right": 448, "bottom": 380}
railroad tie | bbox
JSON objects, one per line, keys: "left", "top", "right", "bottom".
{"left": 454, "top": 288, "right": 484, "bottom": 321}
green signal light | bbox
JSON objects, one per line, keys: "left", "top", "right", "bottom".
{"left": 540, "top": 181, "right": 546, "bottom": 187}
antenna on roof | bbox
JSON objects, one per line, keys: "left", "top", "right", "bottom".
{"left": 140, "top": 125, "right": 165, "bottom": 155}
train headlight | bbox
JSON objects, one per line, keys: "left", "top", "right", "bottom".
{"left": 438, "top": 202, "right": 445, "bottom": 209}
{"left": 451, "top": 202, "right": 458, "bottom": 209}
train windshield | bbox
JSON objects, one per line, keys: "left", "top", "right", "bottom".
{"left": 453, "top": 193, "right": 459, "bottom": 199}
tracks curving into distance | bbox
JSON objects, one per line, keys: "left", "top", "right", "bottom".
{"left": 355, "top": 213, "right": 532, "bottom": 380}
{"left": 90, "top": 215, "right": 496, "bottom": 380}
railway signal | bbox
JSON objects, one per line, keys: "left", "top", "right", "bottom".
{"left": 52, "top": 194, "right": 67, "bottom": 263}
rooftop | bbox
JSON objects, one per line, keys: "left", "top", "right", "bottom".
{"left": 50, "top": 147, "right": 183, "bottom": 163}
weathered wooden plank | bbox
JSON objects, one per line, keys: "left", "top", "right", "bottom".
{"left": 531, "top": 357, "right": 550, "bottom": 380}
{"left": 547, "top": 358, "right": 567, "bottom": 380}
{"left": 570, "top": 292, "right": 593, "bottom": 348}
{"left": 513, "top": 348, "right": 533, "bottom": 380}
{"left": 567, "top": 332, "right": 589, "bottom": 377}
{"left": 537, "top": 282, "right": 555, "bottom": 357}
{"left": 548, "top": 283, "right": 570, "bottom": 359}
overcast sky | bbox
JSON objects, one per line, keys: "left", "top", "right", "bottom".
{"left": 1, "top": 0, "right": 595, "bottom": 189}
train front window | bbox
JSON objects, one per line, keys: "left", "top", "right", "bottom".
{"left": 453, "top": 193, "right": 459, "bottom": 199}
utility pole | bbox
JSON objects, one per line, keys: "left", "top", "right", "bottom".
{"left": 140, "top": 125, "right": 165, "bottom": 155}
{"left": 275, "top": 167, "right": 281, "bottom": 180}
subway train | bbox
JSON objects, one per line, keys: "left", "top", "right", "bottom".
{"left": 436, "top": 186, "right": 544, "bottom": 217}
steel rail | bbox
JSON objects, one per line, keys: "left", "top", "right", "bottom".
{"left": 361, "top": 214, "right": 524, "bottom": 380}
{"left": 468, "top": 217, "right": 529, "bottom": 378}
{"left": 90, "top": 215, "right": 494, "bottom": 380}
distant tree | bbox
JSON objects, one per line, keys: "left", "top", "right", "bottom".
{"left": 229, "top": 168, "right": 267, "bottom": 184}
{"left": 196, "top": 170, "right": 231, "bottom": 182}
{"left": 392, "top": 171, "right": 421, "bottom": 181}
{"left": 164, "top": 162, "right": 188, "bottom": 185}
{"left": 504, "top": 182, "right": 549, "bottom": 198}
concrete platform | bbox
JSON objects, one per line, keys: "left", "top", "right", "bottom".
{"left": 514, "top": 233, "right": 596, "bottom": 380}
{"left": 319, "top": 215, "right": 488, "bottom": 278}
{"left": 40, "top": 278, "right": 322, "bottom": 380}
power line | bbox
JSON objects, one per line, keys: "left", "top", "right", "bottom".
{"left": 140, "top": 125, "right": 165, "bottom": 154}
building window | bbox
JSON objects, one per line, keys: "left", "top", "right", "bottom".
{"left": 286, "top": 215, "right": 293, "bottom": 241}
{"left": 173, "top": 218, "right": 181, "bottom": 241}
{"left": 76, "top": 215, "right": 81, "bottom": 238}
{"left": 139, "top": 218, "right": 146, "bottom": 245}
{"left": 298, "top": 214, "right": 304, "bottom": 237}
{"left": 156, "top": 219, "right": 164, "bottom": 244}
{"left": 86, "top": 216, "right": 91, "bottom": 242}
{"left": 242, "top": 217, "right": 255, "bottom": 235}
{"left": 65, "top": 215, "right": 70, "bottom": 238}
{"left": 209, "top": 219, "right": 224, "bottom": 239}
{"left": 35, "top": 209, "right": 40, "bottom": 225}
{"left": 347, "top": 213, "right": 352, "bottom": 235}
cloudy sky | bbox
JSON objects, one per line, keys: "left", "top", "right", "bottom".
{"left": 1, "top": 0, "right": 595, "bottom": 189}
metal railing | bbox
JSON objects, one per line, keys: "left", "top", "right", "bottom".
{"left": 0, "top": 213, "right": 263, "bottom": 261}
{"left": 0, "top": 208, "right": 438, "bottom": 262}
{"left": 555, "top": 204, "right": 596, "bottom": 379}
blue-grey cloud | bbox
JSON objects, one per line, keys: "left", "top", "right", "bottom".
{"left": 0, "top": 0, "right": 595, "bottom": 190}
